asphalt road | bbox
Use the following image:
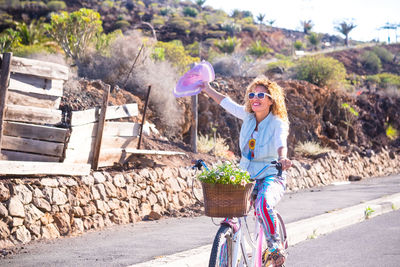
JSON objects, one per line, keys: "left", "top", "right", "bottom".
{"left": 1, "top": 175, "right": 399, "bottom": 266}
{"left": 285, "top": 209, "right": 400, "bottom": 267}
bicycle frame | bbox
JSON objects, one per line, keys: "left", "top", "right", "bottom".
{"left": 191, "top": 160, "right": 286, "bottom": 267}
{"left": 220, "top": 214, "right": 265, "bottom": 267}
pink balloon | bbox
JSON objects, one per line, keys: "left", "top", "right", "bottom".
{"left": 174, "top": 61, "right": 215, "bottom": 98}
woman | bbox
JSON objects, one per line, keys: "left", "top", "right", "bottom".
{"left": 201, "top": 76, "right": 291, "bottom": 266}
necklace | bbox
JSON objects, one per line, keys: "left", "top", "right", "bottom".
{"left": 248, "top": 138, "right": 256, "bottom": 158}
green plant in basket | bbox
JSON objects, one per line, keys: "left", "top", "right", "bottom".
{"left": 197, "top": 162, "right": 251, "bottom": 186}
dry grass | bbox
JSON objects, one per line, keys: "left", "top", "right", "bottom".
{"left": 294, "top": 141, "right": 332, "bottom": 157}
{"left": 197, "top": 134, "right": 232, "bottom": 158}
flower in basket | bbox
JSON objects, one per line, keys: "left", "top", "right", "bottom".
{"left": 197, "top": 161, "right": 251, "bottom": 186}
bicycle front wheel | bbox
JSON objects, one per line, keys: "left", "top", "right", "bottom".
{"left": 209, "top": 225, "right": 233, "bottom": 267}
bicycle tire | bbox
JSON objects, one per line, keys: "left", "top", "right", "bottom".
{"left": 209, "top": 225, "right": 233, "bottom": 267}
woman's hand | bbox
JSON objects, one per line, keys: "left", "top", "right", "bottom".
{"left": 278, "top": 157, "right": 292, "bottom": 170}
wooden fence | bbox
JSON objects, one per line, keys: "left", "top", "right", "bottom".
{"left": 64, "top": 103, "right": 142, "bottom": 168}
{"left": 0, "top": 54, "right": 184, "bottom": 175}
{"left": 0, "top": 55, "right": 68, "bottom": 163}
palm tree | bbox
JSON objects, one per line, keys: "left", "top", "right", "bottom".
{"left": 335, "top": 20, "right": 357, "bottom": 46}
{"left": 256, "top": 14, "right": 265, "bottom": 25}
{"left": 195, "top": 0, "right": 206, "bottom": 10}
{"left": 301, "top": 20, "right": 313, "bottom": 34}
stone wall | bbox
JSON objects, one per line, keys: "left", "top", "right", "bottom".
{"left": 0, "top": 149, "right": 399, "bottom": 248}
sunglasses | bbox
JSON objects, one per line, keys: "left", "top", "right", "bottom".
{"left": 248, "top": 92, "right": 272, "bottom": 100}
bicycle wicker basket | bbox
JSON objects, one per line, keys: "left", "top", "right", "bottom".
{"left": 201, "top": 182, "right": 255, "bottom": 217}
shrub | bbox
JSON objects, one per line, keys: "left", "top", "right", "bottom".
{"left": 151, "top": 15, "right": 166, "bottom": 27}
{"left": 168, "top": 16, "right": 191, "bottom": 31}
{"left": 214, "top": 36, "right": 240, "bottom": 54}
{"left": 361, "top": 51, "right": 382, "bottom": 73}
{"left": 183, "top": 6, "right": 198, "bottom": 17}
{"left": 242, "top": 24, "right": 258, "bottom": 33}
{"left": 46, "top": 8, "right": 103, "bottom": 61}
{"left": 372, "top": 46, "right": 393, "bottom": 63}
{"left": 221, "top": 22, "right": 241, "bottom": 36}
{"left": 307, "top": 32, "right": 321, "bottom": 50}
{"left": 385, "top": 124, "right": 399, "bottom": 140}
{"left": 197, "top": 134, "right": 230, "bottom": 158}
{"left": 159, "top": 7, "right": 170, "bottom": 16}
{"left": 294, "top": 40, "right": 304, "bottom": 50}
{"left": 266, "top": 58, "right": 295, "bottom": 72}
{"left": 114, "top": 20, "right": 130, "bottom": 30}
{"left": 153, "top": 40, "right": 200, "bottom": 74}
{"left": 13, "top": 43, "right": 59, "bottom": 57}
{"left": 185, "top": 41, "right": 199, "bottom": 57}
{"left": 0, "top": 28, "right": 19, "bottom": 53}
{"left": 247, "top": 40, "right": 271, "bottom": 58}
{"left": 77, "top": 32, "right": 184, "bottom": 137}
{"left": 295, "top": 55, "right": 346, "bottom": 88}
{"left": 294, "top": 141, "right": 332, "bottom": 157}
{"left": 47, "top": 1, "right": 66, "bottom": 11}
{"left": 366, "top": 73, "right": 400, "bottom": 89}
{"left": 213, "top": 56, "right": 240, "bottom": 76}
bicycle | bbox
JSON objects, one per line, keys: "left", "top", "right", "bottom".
{"left": 191, "top": 160, "right": 288, "bottom": 267}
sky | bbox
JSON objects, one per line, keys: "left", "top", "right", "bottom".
{"left": 206, "top": 0, "right": 399, "bottom": 43}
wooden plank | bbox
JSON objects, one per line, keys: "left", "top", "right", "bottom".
{"left": 5, "top": 104, "right": 62, "bottom": 125}
{"left": 5, "top": 55, "right": 69, "bottom": 80}
{"left": 93, "top": 84, "right": 110, "bottom": 169}
{"left": 7, "top": 90, "right": 61, "bottom": 109}
{"left": 3, "top": 121, "right": 68, "bottom": 142}
{"left": 1, "top": 150, "right": 60, "bottom": 162}
{"left": 124, "top": 148, "right": 186, "bottom": 156}
{"left": 0, "top": 161, "right": 90, "bottom": 176}
{"left": 2, "top": 135, "right": 64, "bottom": 157}
{"left": 64, "top": 148, "right": 185, "bottom": 167}
{"left": 70, "top": 121, "right": 141, "bottom": 138}
{"left": 9, "top": 73, "right": 63, "bottom": 97}
{"left": 0, "top": 52, "right": 12, "bottom": 154}
{"left": 70, "top": 103, "right": 139, "bottom": 126}
{"left": 67, "top": 136, "right": 138, "bottom": 151}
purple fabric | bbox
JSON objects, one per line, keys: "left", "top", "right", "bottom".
{"left": 173, "top": 61, "right": 215, "bottom": 98}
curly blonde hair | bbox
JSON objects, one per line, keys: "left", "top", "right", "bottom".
{"left": 244, "top": 76, "right": 288, "bottom": 122}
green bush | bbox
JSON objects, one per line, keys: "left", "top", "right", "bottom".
{"left": 168, "top": 17, "right": 191, "bottom": 31}
{"left": 183, "top": 7, "right": 198, "bottom": 17}
{"left": 114, "top": 20, "right": 130, "bottom": 30}
{"left": 13, "top": 43, "right": 59, "bottom": 57}
{"left": 361, "top": 51, "right": 382, "bottom": 73}
{"left": 307, "top": 32, "right": 321, "bottom": 49}
{"left": 366, "top": 73, "right": 400, "bottom": 89}
{"left": 214, "top": 36, "right": 240, "bottom": 54}
{"left": 294, "top": 40, "right": 304, "bottom": 50}
{"left": 46, "top": 8, "right": 103, "bottom": 61}
{"left": 151, "top": 15, "right": 166, "bottom": 27}
{"left": 295, "top": 55, "right": 346, "bottom": 88}
{"left": 160, "top": 7, "right": 172, "bottom": 16}
{"left": 204, "top": 30, "right": 226, "bottom": 38}
{"left": 242, "top": 24, "right": 258, "bottom": 33}
{"left": 247, "top": 40, "right": 271, "bottom": 58}
{"left": 47, "top": 1, "right": 66, "bottom": 11}
{"left": 152, "top": 40, "right": 200, "bottom": 74}
{"left": 221, "top": 22, "right": 241, "bottom": 36}
{"left": 372, "top": 46, "right": 394, "bottom": 63}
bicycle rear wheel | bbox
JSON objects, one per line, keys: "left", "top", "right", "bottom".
{"left": 209, "top": 225, "right": 233, "bottom": 267}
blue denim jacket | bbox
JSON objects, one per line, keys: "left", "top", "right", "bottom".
{"left": 239, "top": 112, "right": 289, "bottom": 179}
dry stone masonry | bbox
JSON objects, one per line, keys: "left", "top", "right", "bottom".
{"left": 0, "top": 149, "right": 399, "bottom": 248}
